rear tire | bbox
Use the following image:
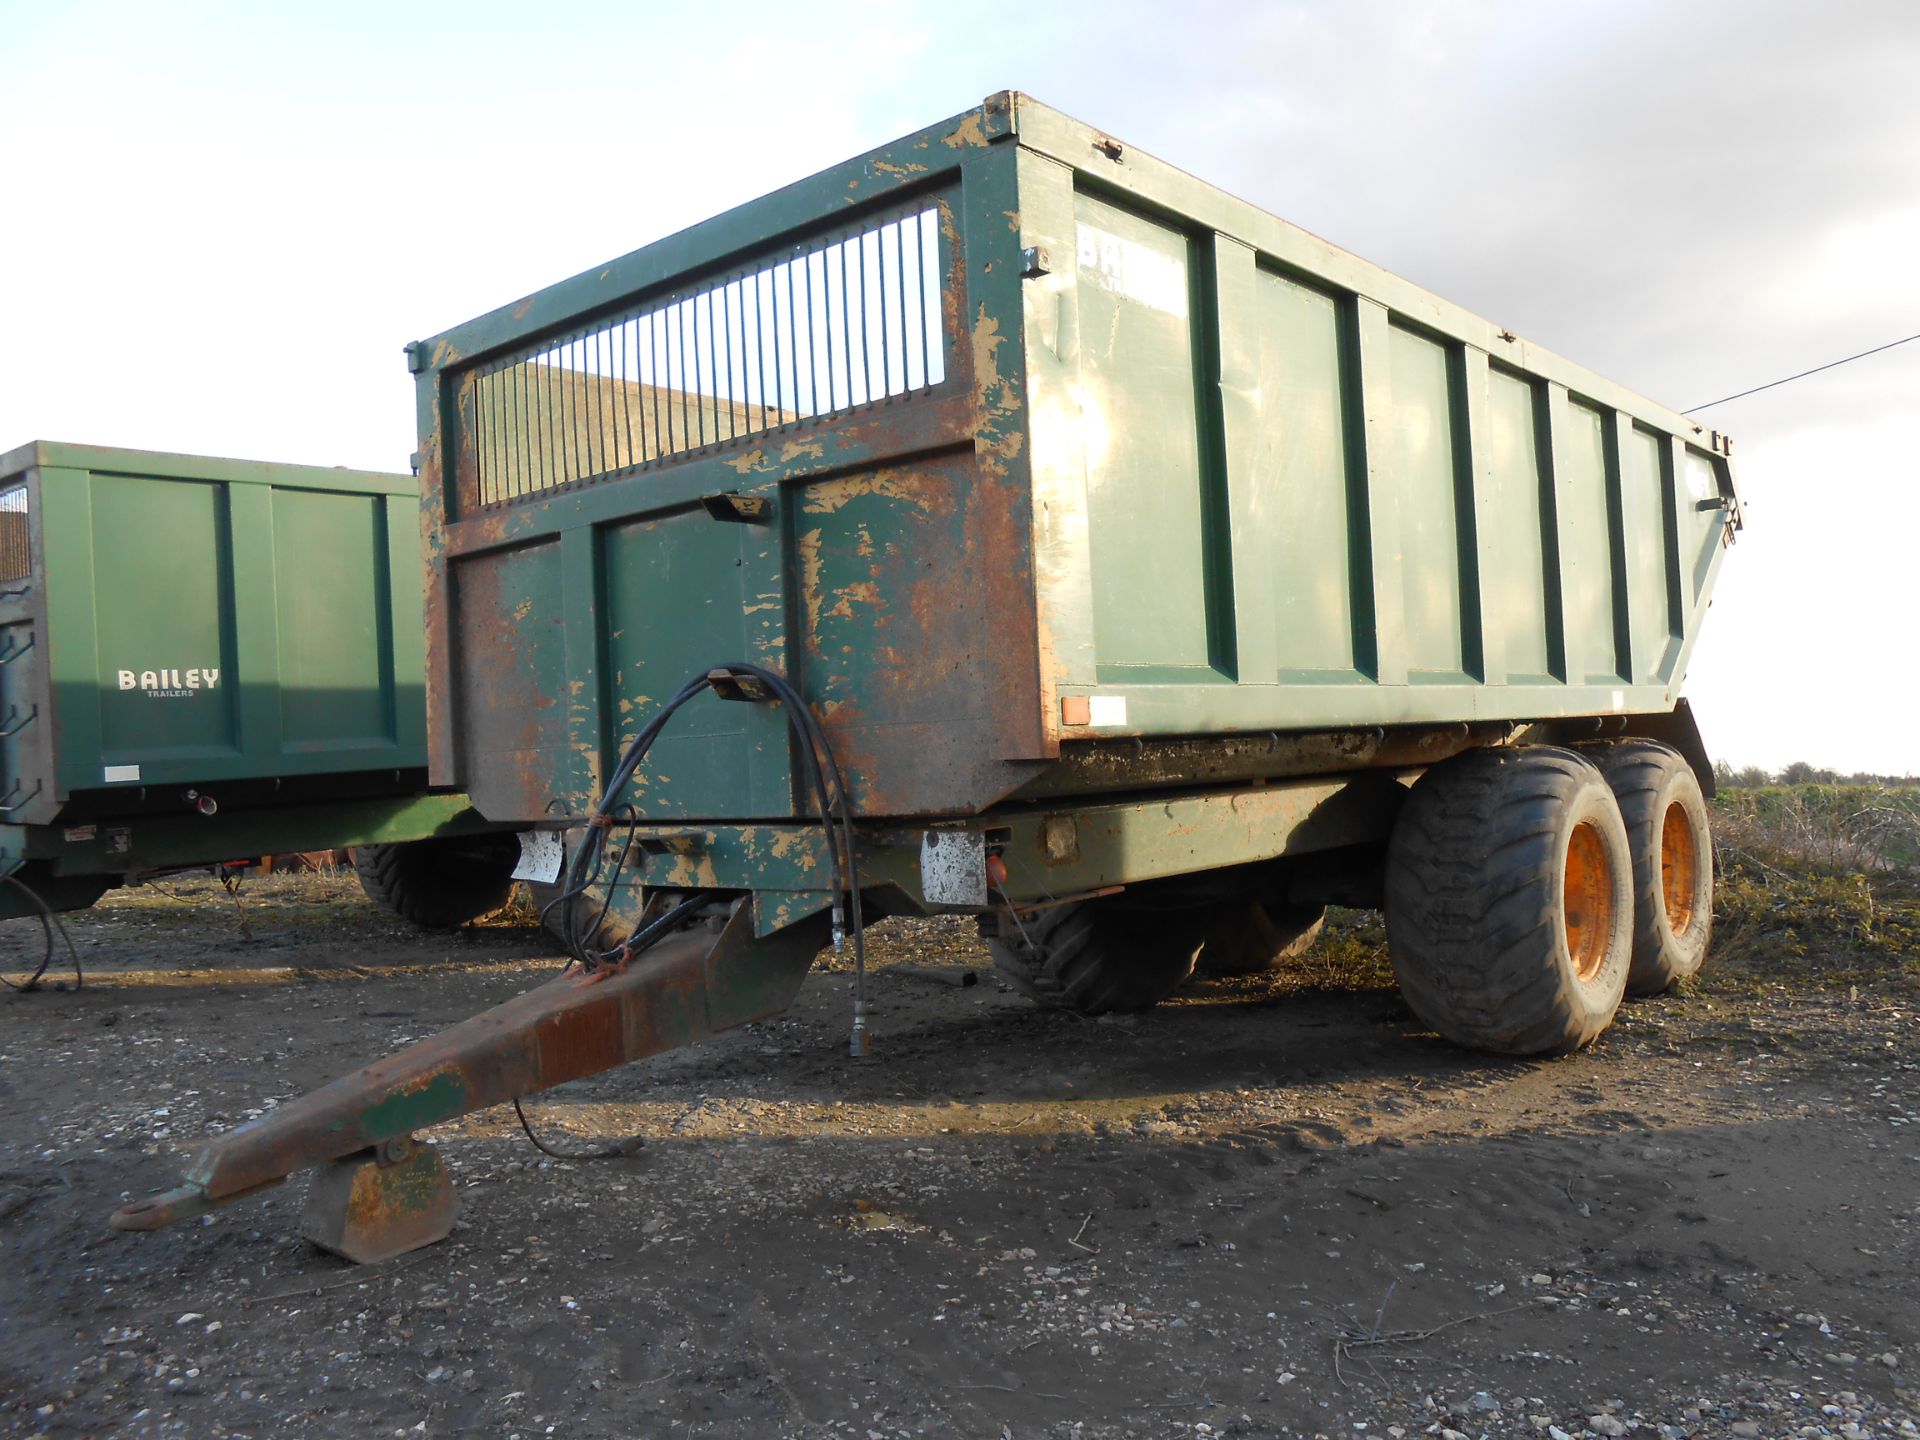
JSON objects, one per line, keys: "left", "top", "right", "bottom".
{"left": 353, "top": 834, "right": 521, "bottom": 931}
{"left": 990, "top": 898, "right": 1202, "bottom": 1015}
{"left": 1578, "top": 740, "right": 1714, "bottom": 995}
{"left": 1385, "top": 746, "right": 1633, "bottom": 1055}
{"left": 1193, "top": 901, "right": 1327, "bottom": 978}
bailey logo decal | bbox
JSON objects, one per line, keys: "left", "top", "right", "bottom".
{"left": 117, "top": 667, "right": 221, "bottom": 699}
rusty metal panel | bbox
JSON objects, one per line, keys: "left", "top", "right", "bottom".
{"left": 415, "top": 97, "right": 1050, "bottom": 823}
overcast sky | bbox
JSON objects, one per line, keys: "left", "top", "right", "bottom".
{"left": 4, "top": 1, "right": 1916, "bottom": 773}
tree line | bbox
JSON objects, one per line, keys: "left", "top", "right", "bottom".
{"left": 1713, "top": 760, "right": 1919, "bottom": 789}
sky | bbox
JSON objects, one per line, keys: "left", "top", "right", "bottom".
{"left": 2, "top": 0, "right": 1916, "bottom": 774}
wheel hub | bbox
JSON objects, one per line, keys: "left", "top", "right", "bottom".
{"left": 1563, "top": 818, "right": 1616, "bottom": 982}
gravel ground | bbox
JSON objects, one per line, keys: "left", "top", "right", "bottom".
{"left": 1, "top": 873, "right": 1917, "bottom": 1438}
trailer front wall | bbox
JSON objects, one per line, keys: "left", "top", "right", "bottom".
{"left": 418, "top": 99, "right": 1051, "bottom": 823}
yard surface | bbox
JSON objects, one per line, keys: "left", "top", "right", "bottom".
{"left": 1, "top": 837, "right": 1917, "bottom": 1439}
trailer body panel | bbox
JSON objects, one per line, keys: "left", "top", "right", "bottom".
{"left": 410, "top": 94, "right": 1739, "bottom": 829}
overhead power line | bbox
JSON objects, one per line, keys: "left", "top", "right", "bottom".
{"left": 1685, "top": 332, "right": 1920, "bottom": 413}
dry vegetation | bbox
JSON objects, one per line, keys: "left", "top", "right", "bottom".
{"left": 1708, "top": 784, "right": 1920, "bottom": 994}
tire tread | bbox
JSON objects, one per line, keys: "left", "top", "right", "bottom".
{"left": 1385, "top": 746, "right": 1632, "bottom": 1055}
{"left": 990, "top": 901, "right": 1200, "bottom": 1014}
{"left": 353, "top": 836, "right": 519, "bottom": 932}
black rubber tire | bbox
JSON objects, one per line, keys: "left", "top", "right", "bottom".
{"left": 1193, "top": 901, "right": 1327, "bottom": 978}
{"left": 352, "top": 834, "right": 521, "bottom": 931}
{"left": 989, "top": 898, "right": 1203, "bottom": 1015}
{"left": 1577, "top": 739, "right": 1714, "bottom": 995}
{"left": 1385, "top": 746, "right": 1633, "bottom": 1056}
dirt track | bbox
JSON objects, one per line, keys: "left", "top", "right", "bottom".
{"left": 2, "top": 874, "right": 1917, "bottom": 1439}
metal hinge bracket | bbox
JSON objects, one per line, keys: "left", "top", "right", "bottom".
{"left": 706, "top": 668, "right": 774, "bottom": 703}
{"left": 699, "top": 492, "right": 771, "bottom": 523}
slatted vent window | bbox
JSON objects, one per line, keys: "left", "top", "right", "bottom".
{"left": 0, "top": 487, "right": 29, "bottom": 582}
{"left": 467, "top": 206, "right": 947, "bottom": 508}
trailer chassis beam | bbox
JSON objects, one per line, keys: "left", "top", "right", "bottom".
{"left": 109, "top": 900, "right": 824, "bottom": 1260}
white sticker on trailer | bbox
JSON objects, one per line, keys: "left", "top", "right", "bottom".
{"left": 920, "top": 829, "right": 988, "bottom": 907}
{"left": 1076, "top": 223, "right": 1190, "bottom": 318}
{"left": 511, "top": 830, "right": 565, "bottom": 884}
{"left": 1088, "top": 694, "right": 1128, "bottom": 727}
{"left": 103, "top": 764, "right": 141, "bottom": 783}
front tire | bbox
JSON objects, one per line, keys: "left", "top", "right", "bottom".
{"left": 1579, "top": 740, "right": 1714, "bottom": 995}
{"left": 1385, "top": 746, "right": 1633, "bottom": 1055}
{"left": 353, "top": 834, "right": 521, "bottom": 931}
{"left": 990, "top": 898, "right": 1202, "bottom": 1015}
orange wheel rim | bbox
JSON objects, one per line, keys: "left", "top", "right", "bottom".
{"left": 1660, "top": 801, "right": 1700, "bottom": 938}
{"left": 1563, "top": 819, "right": 1616, "bottom": 983}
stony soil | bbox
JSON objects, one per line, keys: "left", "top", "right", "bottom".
{"left": 1, "top": 873, "right": 1917, "bottom": 1439}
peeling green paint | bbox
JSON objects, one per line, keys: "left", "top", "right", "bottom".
{"left": 360, "top": 1071, "right": 469, "bottom": 1140}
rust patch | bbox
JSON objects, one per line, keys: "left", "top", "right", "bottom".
{"left": 825, "top": 580, "right": 882, "bottom": 621}
{"left": 943, "top": 111, "right": 990, "bottom": 149}
{"left": 971, "top": 305, "right": 1007, "bottom": 403}
{"left": 1042, "top": 815, "right": 1080, "bottom": 865}
{"left": 978, "top": 428, "right": 1025, "bottom": 468}
{"left": 534, "top": 998, "right": 624, "bottom": 1088}
{"left": 768, "top": 829, "right": 821, "bottom": 874}
{"left": 1033, "top": 600, "right": 1064, "bottom": 752}
{"left": 937, "top": 202, "right": 969, "bottom": 360}
{"left": 801, "top": 469, "right": 952, "bottom": 516}
{"left": 796, "top": 527, "right": 826, "bottom": 655}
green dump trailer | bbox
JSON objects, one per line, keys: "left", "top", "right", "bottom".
{"left": 0, "top": 441, "right": 518, "bottom": 933}
{"left": 113, "top": 94, "right": 1742, "bottom": 1262}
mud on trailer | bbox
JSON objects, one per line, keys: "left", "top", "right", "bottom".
{"left": 109, "top": 93, "right": 1741, "bottom": 1263}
